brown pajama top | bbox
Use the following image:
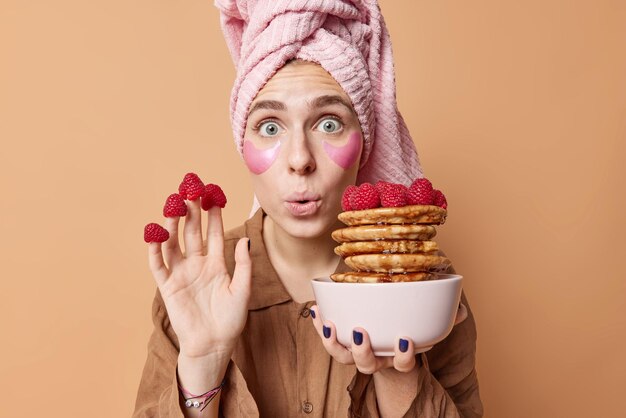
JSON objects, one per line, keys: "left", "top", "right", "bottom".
{"left": 133, "top": 210, "right": 483, "bottom": 417}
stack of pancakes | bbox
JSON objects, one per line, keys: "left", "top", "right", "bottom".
{"left": 331, "top": 205, "right": 451, "bottom": 283}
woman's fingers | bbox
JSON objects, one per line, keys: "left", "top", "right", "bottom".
{"left": 230, "top": 238, "right": 252, "bottom": 303}
{"left": 162, "top": 216, "right": 183, "bottom": 267}
{"left": 454, "top": 303, "right": 468, "bottom": 326}
{"left": 309, "top": 307, "right": 416, "bottom": 374}
{"left": 182, "top": 199, "right": 204, "bottom": 257}
{"left": 206, "top": 207, "right": 225, "bottom": 262}
{"left": 350, "top": 328, "right": 393, "bottom": 374}
{"left": 393, "top": 337, "right": 417, "bottom": 372}
{"left": 148, "top": 242, "right": 170, "bottom": 287}
{"left": 309, "top": 306, "right": 354, "bottom": 364}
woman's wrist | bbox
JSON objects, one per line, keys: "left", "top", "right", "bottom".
{"left": 179, "top": 341, "right": 235, "bottom": 361}
{"left": 177, "top": 349, "right": 233, "bottom": 393}
{"left": 372, "top": 355, "right": 423, "bottom": 416}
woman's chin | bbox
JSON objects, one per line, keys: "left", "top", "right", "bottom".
{"left": 277, "top": 215, "right": 337, "bottom": 240}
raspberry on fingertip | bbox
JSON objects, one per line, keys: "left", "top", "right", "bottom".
{"left": 163, "top": 193, "right": 187, "bottom": 217}
{"left": 201, "top": 183, "right": 227, "bottom": 210}
{"left": 144, "top": 223, "right": 170, "bottom": 243}
{"left": 178, "top": 172, "right": 205, "bottom": 201}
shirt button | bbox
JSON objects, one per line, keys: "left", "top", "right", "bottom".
{"left": 300, "top": 308, "right": 310, "bottom": 318}
{"left": 302, "top": 401, "right": 313, "bottom": 414}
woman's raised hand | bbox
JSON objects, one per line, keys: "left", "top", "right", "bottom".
{"left": 147, "top": 199, "right": 252, "bottom": 360}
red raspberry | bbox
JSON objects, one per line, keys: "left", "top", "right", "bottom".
{"left": 163, "top": 193, "right": 187, "bottom": 217}
{"left": 201, "top": 184, "right": 227, "bottom": 210}
{"left": 350, "top": 183, "right": 380, "bottom": 210}
{"left": 407, "top": 178, "right": 434, "bottom": 205}
{"left": 178, "top": 172, "right": 205, "bottom": 201}
{"left": 341, "top": 185, "right": 358, "bottom": 211}
{"left": 432, "top": 189, "right": 448, "bottom": 209}
{"left": 374, "top": 181, "right": 391, "bottom": 194}
{"left": 177, "top": 173, "right": 196, "bottom": 199}
{"left": 144, "top": 223, "right": 169, "bottom": 243}
{"left": 380, "top": 183, "right": 408, "bottom": 207}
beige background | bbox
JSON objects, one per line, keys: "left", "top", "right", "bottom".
{"left": 1, "top": 1, "right": 625, "bottom": 416}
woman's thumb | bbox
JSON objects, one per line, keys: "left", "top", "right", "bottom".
{"left": 230, "top": 238, "right": 252, "bottom": 302}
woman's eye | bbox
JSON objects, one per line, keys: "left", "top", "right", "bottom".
{"left": 316, "top": 118, "right": 342, "bottom": 133}
{"left": 259, "top": 121, "right": 281, "bottom": 137}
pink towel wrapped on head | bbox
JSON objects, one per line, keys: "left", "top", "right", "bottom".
{"left": 215, "top": 0, "right": 423, "bottom": 187}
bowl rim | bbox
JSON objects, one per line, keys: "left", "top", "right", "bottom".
{"left": 311, "top": 273, "right": 463, "bottom": 286}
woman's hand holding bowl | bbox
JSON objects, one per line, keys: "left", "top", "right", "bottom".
{"left": 309, "top": 303, "right": 467, "bottom": 374}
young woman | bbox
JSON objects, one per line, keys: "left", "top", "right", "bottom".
{"left": 134, "top": 2, "right": 482, "bottom": 417}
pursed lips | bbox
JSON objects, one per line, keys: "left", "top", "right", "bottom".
{"left": 285, "top": 192, "right": 321, "bottom": 204}
{"left": 283, "top": 193, "right": 322, "bottom": 216}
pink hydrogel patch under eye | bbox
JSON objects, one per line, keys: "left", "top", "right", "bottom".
{"left": 242, "top": 139, "right": 281, "bottom": 174}
{"left": 322, "top": 132, "right": 362, "bottom": 169}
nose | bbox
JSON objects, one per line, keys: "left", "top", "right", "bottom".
{"left": 286, "top": 130, "right": 316, "bottom": 175}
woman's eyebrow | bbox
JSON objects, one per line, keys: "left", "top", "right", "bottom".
{"left": 248, "top": 100, "right": 286, "bottom": 117}
{"left": 248, "top": 95, "right": 355, "bottom": 118}
{"left": 308, "top": 95, "right": 355, "bottom": 114}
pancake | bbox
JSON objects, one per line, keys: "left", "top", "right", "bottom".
{"left": 331, "top": 224, "right": 437, "bottom": 243}
{"left": 330, "top": 271, "right": 435, "bottom": 283}
{"left": 338, "top": 205, "right": 447, "bottom": 226}
{"left": 344, "top": 254, "right": 451, "bottom": 273}
{"left": 334, "top": 240, "right": 439, "bottom": 257}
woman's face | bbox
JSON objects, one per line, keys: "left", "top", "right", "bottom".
{"left": 243, "top": 61, "right": 363, "bottom": 239}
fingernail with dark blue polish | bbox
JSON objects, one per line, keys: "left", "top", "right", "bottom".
{"left": 399, "top": 338, "right": 409, "bottom": 353}
{"left": 353, "top": 331, "right": 363, "bottom": 346}
{"left": 310, "top": 309, "right": 316, "bottom": 319}
{"left": 323, "top": 326, "right": 331, "bottom": 339}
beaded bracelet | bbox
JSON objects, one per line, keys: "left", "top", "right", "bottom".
{"left": 178, "top": 378, "right": 225, "bottom": 412}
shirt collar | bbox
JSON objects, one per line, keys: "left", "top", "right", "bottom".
{"left": 244, "top": 208, "right": 350, "bottom": 310}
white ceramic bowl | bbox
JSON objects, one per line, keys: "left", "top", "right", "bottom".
{"left": 311, "top": 274, "right": 463, "bottom": 356}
